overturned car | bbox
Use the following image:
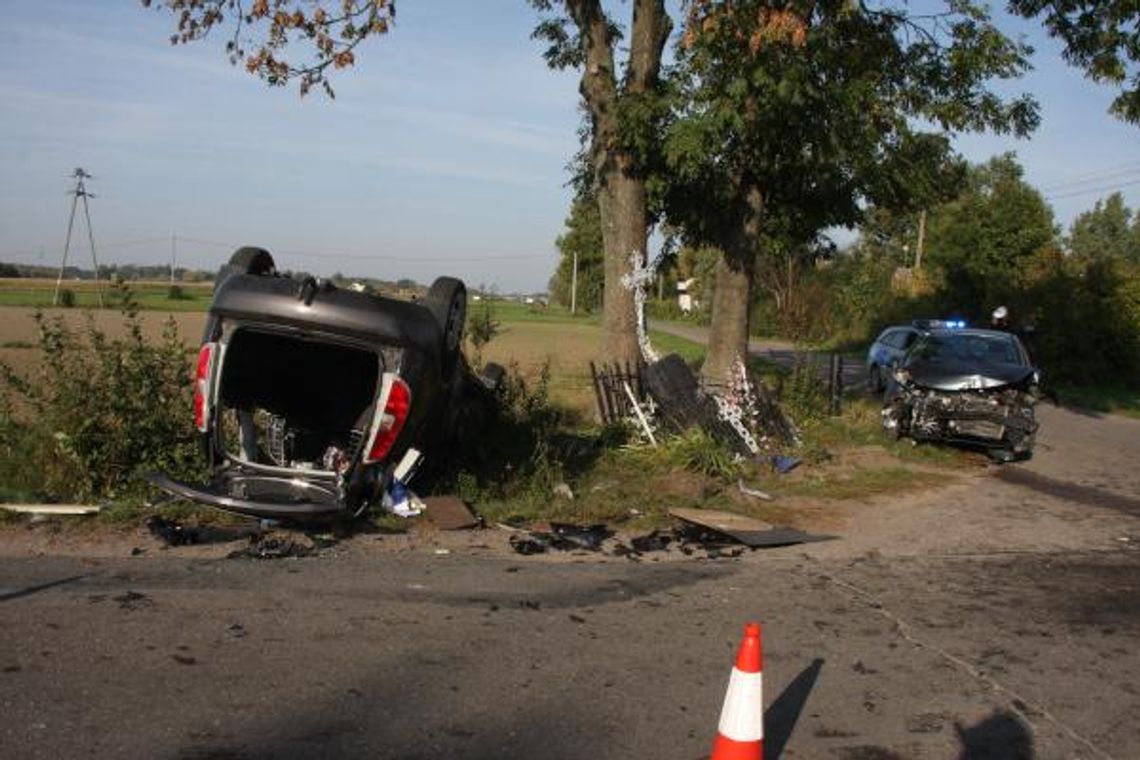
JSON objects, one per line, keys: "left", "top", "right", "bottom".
{"left": 881, "top": 328, "right": 1040, "bottom": 461}
{"left": 149, "top": 247, "right": 486, "bottom": 519}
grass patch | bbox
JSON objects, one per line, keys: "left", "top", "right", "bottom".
{"left": 648, "top": 330, "right": 706, "bottom": 363}
{"left": 1055, "top": 383, "right": 1140, "bottom": 418}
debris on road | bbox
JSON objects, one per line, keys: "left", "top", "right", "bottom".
{"left": 145, "top": 515, "right": 201, "bottom": 546}
{"left": 551, "top": 522, "right": 610, "bottom": 550}
{"left": 737, "top": 480, "right": 774, "bottom": 501}
{"left": 145, "top": 515, "right": 262, "bottom": 548}
{"left": 227, "top": 531, "right": 331, "bottom": 560}
{"left": 506, "top": 523, "right": 612, "bottom": 555}
{"left": 768, "top": 455, "right": 802, "bottom": 474}
{"left": 0, "top": 503, "right": 101, "bottom": 517}
{"left": 669, "top": 507, "right": 834, "bottom": 549}
{"left": 113, "top": 590, "right": 154, "bottom": 611}
{"left": 423, "top": 495, "right": 481, "bottom": 530}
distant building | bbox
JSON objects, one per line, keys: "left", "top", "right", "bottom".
{"left": 677, "top": 277, "right": 699, "bottom": 313}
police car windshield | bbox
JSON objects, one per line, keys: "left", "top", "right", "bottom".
{"left": 916, "top": 333, "right": 1023, "bottom": 365}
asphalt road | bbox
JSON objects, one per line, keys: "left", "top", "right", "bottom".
{"left": 2, "top": 405, "right": 1139, "bottom": 759}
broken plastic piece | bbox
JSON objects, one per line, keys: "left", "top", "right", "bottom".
{"left": 382, "top": 479, "right": 425, "bottom": 518}
{"left": 549, "top": 522, "right": 611, "bottom": 551}
{"left": 393, "top": 447, "right": 423, "bottom": 484}
{"left": 770, "top": 455, "right": 802, "bottom": 474}
{"left": 146, "top": 515, "right": 200, "bottom": 547}
{"left": 738, "top": 480, "right": 774, "bottom": 501}
{"left": 509, "top": 534, "right": 550, "bottom": 555}
{"left": 630, "top": 530, "right": 673, "bottom": 553}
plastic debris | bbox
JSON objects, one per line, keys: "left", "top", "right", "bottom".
{"left": 508, "top": 534, "right": 550, "bottom": 555}
{"left": 550, "top": 522, "right": 611, "bottom": 551}
{"left": 227, "top": 532, "right": 330, "bottom": 560}
{"left": 146, "top": 515, "right": 200, "bottom": 546}
{"left": 770, "top": 455, "right": 802, "bottom": 474}
{"left": 552, "top": 483, "right": 575, "bottom": 500}
{"left": 630, "top": 530, "right": 673, "bottom": 553}
{"left": 738, "top": 480, "right": 774, "bottom": 501}
{"left": 423, "top": 495, "right": 481, "bottom": 530}
{"left": 382, "top": 478, "right": 425, "bottom": 518}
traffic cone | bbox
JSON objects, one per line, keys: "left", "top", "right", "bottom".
{"left": 710, "top": 622, "right": 764, "bottom": 760}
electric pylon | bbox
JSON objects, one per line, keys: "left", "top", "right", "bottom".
{"left": 53, "top": 168, "right": 104, "bottom": 308}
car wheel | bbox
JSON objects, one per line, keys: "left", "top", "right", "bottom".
{"left": 214, "top": 247, "right": 276, "bottom": 292}
{"left": 425, "top": 277, "right": 467, "bottom": 376}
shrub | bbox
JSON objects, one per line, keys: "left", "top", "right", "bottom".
{"left": 466, "top": 303, "right": 501, "bottom": 366}
{"left": 0, "top": 283, "right": 203, "bottom": 503}
{"left": 780, "top": 356, "right": 831, "bottom": 423}
{"left": 57, "top": 289, "right": 75, "bottom": 308}
{"left": 167, "top": 285, "right": 188, "bottom": 300}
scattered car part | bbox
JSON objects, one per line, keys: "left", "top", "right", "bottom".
{"left": 737, "top": 480, "right": 773, "bottom": 501}
{"left": 669, "top": 507, "right": 833, "bottom": 549}
{"left": 422, "top": 495, "right": 481, "bottom": 531}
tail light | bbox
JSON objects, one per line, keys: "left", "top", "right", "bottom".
{"left": 363, "top": 373, "right": 412, "bottom": 464}
{"left": 193, "top": 342, "right": 216, "bottom": 433}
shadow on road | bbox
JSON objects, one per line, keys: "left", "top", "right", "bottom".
{"left": 0, "top": 574, "right": 87, "bottom": 602}
{"left": 765, "top": 658, "right": 825, "bottom": 759}
{"left": 955, "top": 710, "right": 1035, "bottom": 759}
{"left": 996, "top": 467, "right": 1140, "bottom": 517}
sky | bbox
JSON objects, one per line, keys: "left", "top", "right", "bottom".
{"left": 0, "top": 1, "right": 1138, "bottom": 293}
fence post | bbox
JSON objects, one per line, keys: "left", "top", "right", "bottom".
{"left": 829, "top": 353, "right": 843, "bottom": 416}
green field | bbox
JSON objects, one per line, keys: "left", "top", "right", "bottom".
{"left": 0, "top": 278, "right": 214, "bottom": 311}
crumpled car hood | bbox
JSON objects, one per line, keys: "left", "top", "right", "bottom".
{"left": 907, "top": 359, "right": 1035, "bottom": 391}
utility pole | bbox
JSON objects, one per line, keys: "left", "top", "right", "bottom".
{"left": 914, "top": 209, "right": 927, "bottom": 271}
{"left": 570, "top": 250, "right": 578, "bottom": 316}
{"left": 170, "top": 233, "right": 177, "bottom": 284}
{"left": 54, "top": 168, "right": 103, "bottom": 307}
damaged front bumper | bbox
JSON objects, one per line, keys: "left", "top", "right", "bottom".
{"left": 882, "top": 385, "right": 1039, "bottom": 455}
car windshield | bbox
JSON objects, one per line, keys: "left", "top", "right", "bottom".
{"left": 914, "top": 333, "right": 1023, "bottom": 365}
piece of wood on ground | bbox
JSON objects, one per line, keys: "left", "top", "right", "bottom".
{"left": 423, "top": 495, "right": 480, "bottom": 530}
{"left": 1, "top": 504, "right": 100, "bottom": 516}
{"left": 668, "top": 507, "right": 834, "bottom": 549}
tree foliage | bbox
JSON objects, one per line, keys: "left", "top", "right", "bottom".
{"left": 1009, "top": 0, "right": 1140, "bottom": 123}
{"left": 141, "top": 0, "right": 396, "bottom": 95}
{"left": 548, "top": 191, "right": 604, "bottom": 312}
{"left": 1068, "top": 192, "right": 1140, "bottom": 261}
{"left": 664, "top": 0, "right": 1039, "bottom": 380}
{"left": 924, "top": 153, "right": 1058, "bottom": 312}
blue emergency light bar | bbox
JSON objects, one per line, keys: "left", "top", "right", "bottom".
{"left": 912, "top": 318, "right": 968, "bottom": 329}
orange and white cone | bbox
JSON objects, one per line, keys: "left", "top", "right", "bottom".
{"left": 710, "top": 622, "right": 764, "bottom": 760}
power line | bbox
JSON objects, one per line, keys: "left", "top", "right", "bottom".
{"left": 1045, "top": 177, "right": 1140, "bottom": 201}
{"left": 1038, "top": 163, "right": 1140, "bottom": 192}
{"left": 177, "top": 237, "right": 545, "bottom": 263}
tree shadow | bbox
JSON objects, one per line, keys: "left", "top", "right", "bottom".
{"left": 955, "top": 710, "right": 1035, "bottom": 760}
{"left": 764, "top": 658, "right": 825, "bottom": 759}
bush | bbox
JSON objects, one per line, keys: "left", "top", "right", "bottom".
{"left": 167, "top": 285, "right": 188, "bottom": 301}
{"left": 57, "top": 289, "right": 75, "bottom": 308}
{"left": 466, "top": 303, "right": 501, "bottom": 366}
{"left": 780, "top": 356, "right": 831, "bottom": 423}
{"left": 0, "top": 283, "right": 203, "bottom": 503}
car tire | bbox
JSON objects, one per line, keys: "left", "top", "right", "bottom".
{"left": 214, "top": 247, "right": 276, "bottom": 292}
{"left": 425, "top": 276, "right": 466, "bottom": 376}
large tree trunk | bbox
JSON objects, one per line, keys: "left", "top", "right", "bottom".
{"left": 569, "top": 0, "right": 670, "bottom": 364}
{"left": 703, "top": 185, "right": 763, "bottom": 385}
